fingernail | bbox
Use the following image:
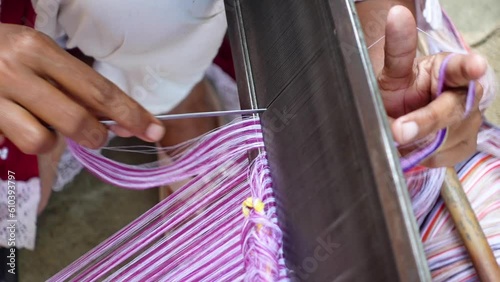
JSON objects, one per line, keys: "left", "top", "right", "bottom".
{"left": 400, "top": 121, "right": 419, "bottom": 144}
{"left": 145, "top": 123, "right": 165, "bottom": 142}
{"left": 0, "top": 135, "right": 4, "bottom": 145}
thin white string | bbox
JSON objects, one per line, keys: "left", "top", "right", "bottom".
{"left": 367, "top": 27, "right": 445, "bottom": 50}
{"left": 416, "top": 27, "right": 444, "bottom": 44}
{"left": 367, "top": 35, "right": 385, "bottom": 50}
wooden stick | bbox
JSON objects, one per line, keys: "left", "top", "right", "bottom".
{"left": 441, "top": 167, "right": 500, "bottom": 282}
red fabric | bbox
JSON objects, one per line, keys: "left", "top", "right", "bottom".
{"left": 1, "top": 0, "right": 36, "bottom": 27}
{"left": 0, "top": 0, "right": 39, "bottom": 181}
{"left": 213, "top": 36, "right": 236, "bottom": 80}
{"left": 0, "top": 139, "right": 39, "bottom": 181}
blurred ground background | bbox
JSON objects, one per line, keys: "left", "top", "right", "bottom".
{"left": 19, "top": 1, "right": 500, "bottom": 281}
{"left": 441, "top": 0, "right": 500, "bottom": 125}
{"left": 20, "top": 138, "right": 158, "bottom": 281}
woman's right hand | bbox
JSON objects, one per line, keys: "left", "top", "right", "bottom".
{"left": 0, "top": 24, "right": 165, "bottom": 154}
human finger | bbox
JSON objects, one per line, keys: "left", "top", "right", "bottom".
{"left": 379, "top": 5, "right": 417, "bottom": 90}
{"left": 108, "top": 124, "right": 135, "bottom": 138}
{"left": 421, "top": 129, "right": 479, "bottom": 168}
{"left": 440, "top": 53, "right": 488, "bottom": 88}
{"left": 0, "top": 99, "right": 57, "bottom": 154}
{"left": 392, "top": 88, "right": 471, "bottom": 144}
{"left": 10, "top": 75, "right": 109, "bottom": 149}
{"left": 24, "top": 34, "right": 165, "bottom": 143}
{"left": 430, "top": 108, "right": 482, "bottom": 154}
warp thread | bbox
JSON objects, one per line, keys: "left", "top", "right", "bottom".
{"left": 406, "top": 166, "right": 446, "bottom": 226}
{"left": 66, "top": 118, "right": 265, "bottom": 189}
{"left": 51, "top": 118, "right": 289, "bottom": 281}
{"left": 242, "top": 154, "right": 285, "bottom": 281}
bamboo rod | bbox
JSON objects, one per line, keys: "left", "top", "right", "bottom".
{"left": 441, "top": 167, "right": 500, "bottom": 282}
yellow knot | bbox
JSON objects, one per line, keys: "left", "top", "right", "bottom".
{"left": 242, "top": 197, "right": 265, "bottom": 217}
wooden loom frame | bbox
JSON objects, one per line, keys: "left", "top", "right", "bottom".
{"left": 224, "top": 0, "right": 431, "bottom": 281}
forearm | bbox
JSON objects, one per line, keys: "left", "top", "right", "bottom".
{"left": 355, "top": 0, "right": 416, "bottom": 74}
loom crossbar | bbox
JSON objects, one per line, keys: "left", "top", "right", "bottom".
{"left": 225, "top": 0, "right": 432, "bottom": 281}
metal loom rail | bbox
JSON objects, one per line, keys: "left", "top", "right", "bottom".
{"left": 225, "top": 0, "right": 430, "bottom": 280}
{"left": 225, "top": 0, "right": 500, "bottom": 281}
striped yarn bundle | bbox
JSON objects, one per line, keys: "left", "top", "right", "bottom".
{"left": 49, "top": 118, "right": 289, "bottom": 281}
{"left": 423, "top": 152, "right": 500, "bottom": 281}
{"left": 407, "top": 122, "right": 500, "bottom": 281}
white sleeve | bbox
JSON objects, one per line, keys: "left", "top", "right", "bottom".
{"left": 31, "top": 0, "right": 65, "bottom": 40}
{"left": 32, "top": 0, "right": 227, "bottom": 115}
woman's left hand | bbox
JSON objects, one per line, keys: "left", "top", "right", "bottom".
{"left": 380, "top": 6, "right": 487, "bottom": 167}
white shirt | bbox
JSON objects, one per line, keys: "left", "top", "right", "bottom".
{"left": 32, "top": 0, "right": 227, "bottom": 114}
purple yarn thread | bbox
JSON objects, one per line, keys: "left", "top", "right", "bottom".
{"left": 66, "top": 119, "right": 264, "bottom": 189}
{"left": 242, "top": 154, "right": 285, "bottom": 281}
{"left": 53, "top": 118, "right": 288, "bottom": 281}
{"left": 400, "top": 53, "right": 476, "bottom": 172}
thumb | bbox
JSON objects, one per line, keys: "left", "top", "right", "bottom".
{"left": 380, "top": 6, "right": 418, "bottom": 87}
{"left": 391, "top": 89, "right": 467, "bottom": 145}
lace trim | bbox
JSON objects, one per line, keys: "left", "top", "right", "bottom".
{"left": 53, "top": 146, "right": 84, "bottom": 192}
{"left": 0, "top": 178, "right": 40, "bottom": 250}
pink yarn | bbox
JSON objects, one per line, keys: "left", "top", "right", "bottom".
{"left": 50, "top": 118, "right": 289, "bottom": 281}
{"left": 242, "top": 154, "right": 284, "bottom": 281}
